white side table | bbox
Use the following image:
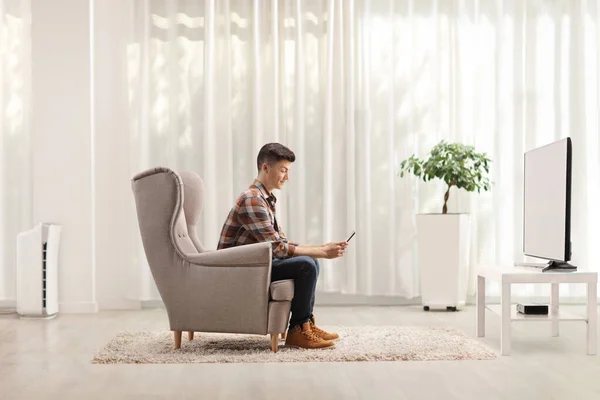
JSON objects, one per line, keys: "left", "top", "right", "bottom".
{"left": 476, "top": 265, "right": 598, "bottom": 356}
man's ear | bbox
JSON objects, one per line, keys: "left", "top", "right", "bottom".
{"left": 262, "top": 162, "right": 269, "bottom": 173}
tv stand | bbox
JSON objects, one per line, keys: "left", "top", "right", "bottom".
{"left": 476, "top": 265, "right": 597, "bottom": 356}
{"left": 542, "top": 261, "right": 577, "bottom": 272}
{"left": 514, "top": 261, "right": 577, "bottom": 272}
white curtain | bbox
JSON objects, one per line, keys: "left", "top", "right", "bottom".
{"left": 0, "top": 0, "right": 31, "bottom": 305}
{"left": 127, "top": 0, "right": 600, "bottom": 301}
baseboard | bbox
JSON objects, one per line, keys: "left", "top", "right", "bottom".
{"left": 0, "top": 299, "right": 16, "bottom": 314}
{"left": 315, "top": 293, "right": 422, "bottom": 306}
{"left": 59, "top": 301, "right": 99, "bottom": 313}
{"left": 317, "top": 293, "right": 594, "bottom": 306}
{"left": 134, "top": 294, "right": 598, "bottom": 311}
{"left": 140, "top": 295, "right": 421, "bottom": 309}
{"left": 142, "top": 300, "right": 165, "bottom": 309}
{"left": 0, "top": 299, "right": 16, "bottom": 308}
{"left": 97, "top": 299, "right": 142, "bottom": 311}
{"left": 4, "top": 299, "right": 101, "bottom": 314}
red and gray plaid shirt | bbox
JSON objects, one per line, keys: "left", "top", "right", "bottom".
{"left": 217, "top": 180, "right": 298, "bottom": 259}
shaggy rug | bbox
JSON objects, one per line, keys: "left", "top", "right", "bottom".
{"left": 92, "top": 326, "right": 496, "bottom": 364}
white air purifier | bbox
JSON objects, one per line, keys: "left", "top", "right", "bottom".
{"left": 16, "top": 223, "right": 62, "bottom": 319}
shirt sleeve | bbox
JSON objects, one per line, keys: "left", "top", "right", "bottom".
{"left": 237, "top": 196, "right": 296, "bottom": 259}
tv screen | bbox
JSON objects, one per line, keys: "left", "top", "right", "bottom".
{"left": 523, "top": 137, "right": 572, "bottom": 262}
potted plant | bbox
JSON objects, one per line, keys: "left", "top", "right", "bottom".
{"left": 400, "top": 141, "right": 492, "bottom": 311}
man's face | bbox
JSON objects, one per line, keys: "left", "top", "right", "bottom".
{"left": 264, "top": 160, "right": 291, "bottom": 190}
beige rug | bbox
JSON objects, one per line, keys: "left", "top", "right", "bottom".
{"left": 92, "top": 326, "right": 496, "bottom": 364}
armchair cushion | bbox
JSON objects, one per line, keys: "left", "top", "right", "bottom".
{"left": 270, "top": 280, "right": 294, "bottom": 301}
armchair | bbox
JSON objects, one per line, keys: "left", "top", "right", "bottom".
{"left": 131, "top": 167, "right": 294, "bottom": 352}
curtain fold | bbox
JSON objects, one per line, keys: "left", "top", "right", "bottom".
{"left": 127, "top": 0, "right": 600, "bottom": 301}
{"left": 0, "top": 0, "right": 31, "bottom": 305}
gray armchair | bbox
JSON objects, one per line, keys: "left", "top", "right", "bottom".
{"left": 131, "top": 167, "right": 294, "bottom": 352}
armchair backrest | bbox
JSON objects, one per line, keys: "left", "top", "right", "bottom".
{"left": 130, "top": 167, "right": 198, "bottom": 306}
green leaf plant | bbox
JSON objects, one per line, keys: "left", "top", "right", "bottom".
{"left": 399, "top": 141, "right": 492, "bottom": 214}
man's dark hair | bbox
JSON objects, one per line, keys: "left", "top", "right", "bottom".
{"left": 256, "top": 143, "right": 296, "bottom": 172}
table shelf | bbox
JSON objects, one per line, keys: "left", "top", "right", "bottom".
{"left": 486, "top": 304, "right": 587, "bottom": 322}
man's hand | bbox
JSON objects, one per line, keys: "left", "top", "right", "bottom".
{"left": 321, "top": 241, "right": 348, "bottom": 259}
{"left": 293, "top": 241, "right": 349, "bottom": 259}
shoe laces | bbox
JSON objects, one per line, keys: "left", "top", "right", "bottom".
{"left": 301, "top": 329, "right": 324, "bottom": 342}
{"left": 309, "top": 321, "right": 327, "bottom": 336}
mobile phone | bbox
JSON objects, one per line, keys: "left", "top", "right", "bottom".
{"left": 347, "top": 231, "right": 355, "bottom": 242}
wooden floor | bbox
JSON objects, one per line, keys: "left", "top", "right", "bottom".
{"left": 1, "top": 305, "right": 600, "bottom": 400}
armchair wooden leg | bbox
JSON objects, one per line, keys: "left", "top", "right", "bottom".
{"left": 270, "top": 334, "right": 278, "bottom": 353}
{"left": 188, "top": 331, "right": 194, "bottom": 341}
{"left": 280, "top": 331, "right": 287, "bottom": 340}
{"left": 174, "top": 331, "right": 182, "bottom": 350}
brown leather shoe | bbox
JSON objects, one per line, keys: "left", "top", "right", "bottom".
{"left": 309, "top": 315, "right": 339, "bottom": 340}
{"left": 284, "top": 324, "right": 335, "bottom": 349}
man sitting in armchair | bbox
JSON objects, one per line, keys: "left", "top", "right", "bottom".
{"left": 217, "top": 143, "right": 348, "bottom": 349}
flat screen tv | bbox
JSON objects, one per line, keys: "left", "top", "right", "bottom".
{"left": 522, "top": 137, "right": 576, "bottom": 272}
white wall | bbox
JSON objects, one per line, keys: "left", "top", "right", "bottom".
{"left": 93, "top": 0, "right": 143, "bottom": 310}
{"left": 31, "top": 0, "right": 97, "bottom": 313}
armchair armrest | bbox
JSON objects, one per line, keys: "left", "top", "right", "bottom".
{"left": 184, "top": 242, "right": 272, "bottom": 267}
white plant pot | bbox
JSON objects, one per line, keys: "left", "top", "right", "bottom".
{"left": 417, "top": 213, "right": 470, "bottom": 311}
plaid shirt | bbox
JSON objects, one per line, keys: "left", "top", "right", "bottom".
{"left": 217, "top": 180, "right": 298, "bottom": 259}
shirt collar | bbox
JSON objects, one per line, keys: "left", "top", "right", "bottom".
{"left": 252, "top": 179, "right": 277, "bottom": 204}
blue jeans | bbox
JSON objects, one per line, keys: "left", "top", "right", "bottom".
{"left": 271, "top": 256, "right": 320, "bottom": 328}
